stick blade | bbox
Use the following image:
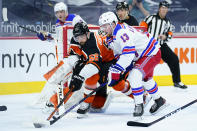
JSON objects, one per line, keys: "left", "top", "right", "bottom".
{"left": 127, "top": 121, "right": 150, "bottom": 127}
{"left": 33, "top": 123, "right": 44, "bottom": 128}
{"left": 32, "top": 115, "right": 50, "bottom": 128}
{"left": 33, "top": 120, "right": 50, "bottom": 128}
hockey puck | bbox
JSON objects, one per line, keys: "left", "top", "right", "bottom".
{"left": 0, "top": 105, "right": 7, "bottom": 111}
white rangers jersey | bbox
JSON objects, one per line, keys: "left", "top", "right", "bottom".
{"left": 108, "top": 23, "right": 160, "bottom": 71}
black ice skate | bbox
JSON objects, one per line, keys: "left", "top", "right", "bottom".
{"left": 77, "top": 102, "right": 90, "bottom": 118}
{"left": 174, "top": 82, "right": 188, "bottom": 89}
{"left": 133, "top": 103, "right": 144, "bottom": 117}
{"left": 150, "top": 97, "right": 166, "bottom": 114}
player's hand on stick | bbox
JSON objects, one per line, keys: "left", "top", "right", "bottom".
{"left": 69, "top": 74, "right": 85, "bottom": 92}
{"left": 108, "top": 64, "right": 123, "bottom": 87}
{"left": 37, "top": 31, "right": 53, "bottom": 41}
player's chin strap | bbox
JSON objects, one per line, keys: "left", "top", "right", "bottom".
{"left": 109, "top": 22, "right": 115, "bottom": 34}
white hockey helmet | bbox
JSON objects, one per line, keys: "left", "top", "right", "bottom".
{"left": 54, "top": 2, "right": 68, "bottom": 13}
{"left": 99, "top": 11, "right": 118, "bottom": 26}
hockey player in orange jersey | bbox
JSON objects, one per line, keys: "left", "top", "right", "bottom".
{"left": 48, "top": 22, "right": 117, "bottom": 115}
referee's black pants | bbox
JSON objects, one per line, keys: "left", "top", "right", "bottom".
{"left": 160, "top": 43, "right": 181, "bottom": 83}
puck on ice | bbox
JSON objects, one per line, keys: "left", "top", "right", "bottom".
{"left": 0, "top": 106, "right": 7, "bottom": 111}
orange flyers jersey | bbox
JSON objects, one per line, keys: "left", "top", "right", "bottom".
{"left": 69, "top": 32, "right": 115, "bottom": 70}
{"left": 95, "top": 34, "right": 115, "bottom": 63}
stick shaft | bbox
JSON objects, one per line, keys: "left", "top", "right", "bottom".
{"left": 49, "top": 83, "right": 107, "bottom": 125}
{"left": 47, "top": 87, "right": 73, "bottom": 120}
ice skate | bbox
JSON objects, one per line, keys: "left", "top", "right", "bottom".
{"left": 42, "top": 101, "right": 55, "bottom": 114}
{"left": 150, "top": 97, "right": 166, "bottom": 115}
{"left": 174, "top": 82, "right": 188, "bottom": 89}
{"left": 133, "top": 103, "right": 144, "bottom": 117}
{"left": 77, "top": 102, "right": 90, "bottom": 119}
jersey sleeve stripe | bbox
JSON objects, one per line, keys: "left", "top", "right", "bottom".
{"left": 114, "top": 63, "right": 125, "bottom": 71}
{"left": 122, "top": 46, "right": 136, "bottom": 54}
{"left": 140, "top": 38, "right": 158, "bottom": 57}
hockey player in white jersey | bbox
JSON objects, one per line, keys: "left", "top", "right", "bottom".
{"left": 99, "top": 12, "right": 166, "bottom": 117}
{"left": 33, "top": 2, "right": 85, "bottom": 110}
{"left": 37, "top": 2, "right": 85, "bottom": 60}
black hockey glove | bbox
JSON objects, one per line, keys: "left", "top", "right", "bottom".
{"left": 69, "top": 74, "right": 85, "bottom": 92}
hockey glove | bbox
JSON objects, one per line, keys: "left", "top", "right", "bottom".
{"left": 108, "top": 64, "right": 124, "bottom": 87}
{"left": 69, "top": 74, "right": 85, "bottom": 92}
{"left": 37, "top": 31, "right": 53, "bottom": 41}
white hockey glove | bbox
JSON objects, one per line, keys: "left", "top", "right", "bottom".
{"left": 108, "top": 64, "right": 124, "bottom": 87}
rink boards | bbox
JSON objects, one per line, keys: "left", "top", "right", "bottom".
{"left": 0, "top": 36, "right": 197, "bottom": 94}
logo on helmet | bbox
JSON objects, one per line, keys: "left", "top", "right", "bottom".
{"left": 116, "top": 1, "right": 129, "bottom": 11}
{"left": 73, "top": 22, "right": 89, "bottom": 38}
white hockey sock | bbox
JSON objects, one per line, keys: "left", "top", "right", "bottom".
{"left": 143, "top": 78, "right": 160, "bottom": 100}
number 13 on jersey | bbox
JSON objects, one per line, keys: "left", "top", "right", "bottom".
{"left": 120, "top": 33, "right": 129, "bottom": 42}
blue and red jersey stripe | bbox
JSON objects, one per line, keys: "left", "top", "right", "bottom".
{"left": 122, "top": 46, "right": 136, "bottom": 55}
{"left": 140, "top": 37, "right": 158, "bottom": 58}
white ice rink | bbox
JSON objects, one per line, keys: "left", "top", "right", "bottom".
{"left": 0, "top": 85, "right": 197, "bottom": 131}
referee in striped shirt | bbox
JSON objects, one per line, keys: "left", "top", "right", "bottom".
{"left": 140, "top": 1, "right": 187, "bottom": 89}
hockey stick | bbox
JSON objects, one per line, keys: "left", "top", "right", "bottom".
{"left": 33, "top": 83, "right": 107, "bottom": 128}
{"left": 47, "top": 86, "right": 73, "bottom": 120}
{"left": 127, "top": 99, "right": 197, "bottom": 127}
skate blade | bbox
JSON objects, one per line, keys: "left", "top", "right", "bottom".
{"left": 77, "top": 114, "right": 88, "bottom": 119}
{"left": 131, "top": 116, "right": 143, "bottom": 121}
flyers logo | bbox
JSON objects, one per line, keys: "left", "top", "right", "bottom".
{"left": 89, "top": 53, "right": 99, "bottom": 61}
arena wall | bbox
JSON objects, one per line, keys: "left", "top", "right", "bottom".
{"left": 0, "top": 36, "right": 197, "bottom": 94}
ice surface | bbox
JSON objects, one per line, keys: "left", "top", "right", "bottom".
{"left": 0, "top": 85, "right": 197, "bottom": 131}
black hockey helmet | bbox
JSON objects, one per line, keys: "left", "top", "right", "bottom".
{"left": 159, "top": 1, "right": 170, "bottom": 8}
{"left": 73, "top": 22, "right": 89, "bottom": 38}
{"left": 116, "top": 1, "right": 129, "bottom": 11}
